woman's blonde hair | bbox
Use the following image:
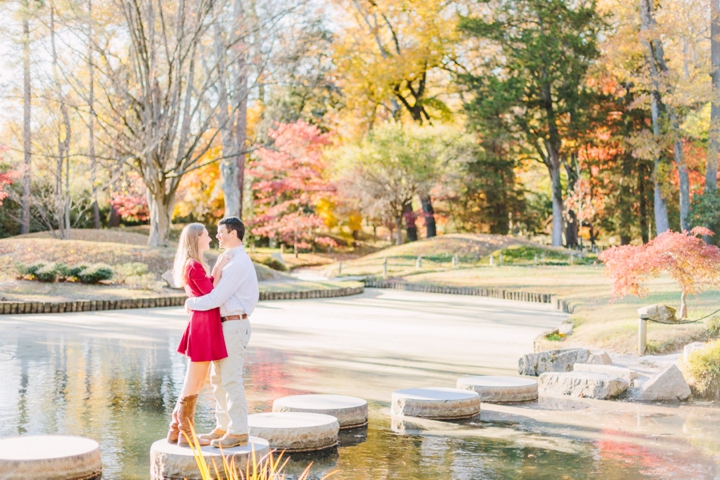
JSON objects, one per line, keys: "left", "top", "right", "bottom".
{"left": 173, "top": 223, "right": 209, "bottom": 287}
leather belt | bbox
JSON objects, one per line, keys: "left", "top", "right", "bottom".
{"left": 221, "top": 314, "right": 247, "bottom": 322}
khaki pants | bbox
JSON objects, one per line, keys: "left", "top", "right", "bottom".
{"left": 210, "top": 319, "right": 251, "bottom": 435}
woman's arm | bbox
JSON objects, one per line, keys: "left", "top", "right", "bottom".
{"left": 187, "top": 261, "right": 215, "bottom": 295}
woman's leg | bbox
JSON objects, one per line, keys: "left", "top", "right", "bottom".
{"left": 169, "top": 361, "right": 210, "bottom": 444}
{"left": 176, "top": 361, "right": 211, "bottom": 446}
{"left": 180, "top": 361, "right": 211, "bottom": 396}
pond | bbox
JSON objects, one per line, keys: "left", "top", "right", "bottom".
{"left": 0, "top": 293, "right": 718, "bottom": 479}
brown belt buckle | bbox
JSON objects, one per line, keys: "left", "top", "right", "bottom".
{"left": 221, "top": 314, "right": 247, "bottom": 323}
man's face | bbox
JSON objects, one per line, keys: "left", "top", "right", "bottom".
{"left": 216, "top": 225, "right": 234, "bottom": 249}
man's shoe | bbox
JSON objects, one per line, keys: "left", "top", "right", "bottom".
{"left": 197, "top": 428, "right": 226, "bottom": 442}
{"left": 211, "top": 433, "right": 249, "bottom": 449}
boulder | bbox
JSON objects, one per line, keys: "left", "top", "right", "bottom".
{"left": 634, "top": 364, "right": 691, "bottom": 402}
{"left": 558, "top": 323, "right": 574, "bottom": 335}
{"left": 518, "top": 348, "right": 589, "bottom": 376}
{"left": 538, "top": 371, "right": 628, "bottom": 400}
{"left": 683, "top": 342, "right": 706, "bottom": 362}
{"left": 161, "top": 270, "right": 183, "bottom": 290}
{"left": 637, "top": 304, "right": 677, "bottom": 323}
{"left": 271, "top": 252, "right": 286, "bottom": 266}
{"left": 586, "top": 350, "right": 613, "bottom": 365}
{"left": 573, "top": 364, "right": 638, "bottom": 383}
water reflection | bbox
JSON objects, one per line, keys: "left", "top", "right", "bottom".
{"left": 0, "top": 312, "right": 718, "bottom": 479}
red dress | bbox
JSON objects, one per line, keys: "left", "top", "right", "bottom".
{"left": 177, "top": 260, "right": 228, "bottom": 362}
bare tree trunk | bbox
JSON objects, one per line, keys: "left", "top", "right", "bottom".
{"left": 548, "top": 157, "right": 563, "bottom": 246}
{"left": 214, "top": 24, "right": 241, "bottom": 218}
{"left": 88, "top": 0, "right": 101, "bottom": 229}
{"left": 420, "top": 195, "right": 436, "bottom": 238}
{"left": 21, "top": 4, "right": 31, "bottom": 235}
{"left": 147, "top": 187, "right": 175, "bottom": 247}
{"left": 641, "top": 0, "right": 671, "bottom": 235}
{"left": 674, "top": 135, "right": 690, "bottom": 231}
{"left": 707, "top": 0, "right": 720, "bottom": 240}
{"left": 51, "top": 5, "right": 71, "bottom": 239}
{"left": 395, "top": 216, "right": 403, "bottom": 245}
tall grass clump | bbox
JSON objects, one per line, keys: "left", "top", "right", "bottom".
{"left": 183, "top": 427, "right": 334, "bottom": 480}
{"left": 682, "top": 339, "right": 720, "bottom": 399}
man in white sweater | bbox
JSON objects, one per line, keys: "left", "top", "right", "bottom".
{"left": 185, "top": 217, "right": 259, "bottom": 448}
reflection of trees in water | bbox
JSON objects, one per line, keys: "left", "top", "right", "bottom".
{"left": 244, "top": 347, "right": 320, "bottom": 410}
{"left": 1, "top": 327, "right": 179, "bottom": 478}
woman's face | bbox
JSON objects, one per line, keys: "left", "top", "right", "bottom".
{"left": 198, "top": 229, "right": 212, "bottom": 252}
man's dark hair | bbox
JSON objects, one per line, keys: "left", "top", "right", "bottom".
{"left": 219, "top": 217, "right": 245, "bottom": 241}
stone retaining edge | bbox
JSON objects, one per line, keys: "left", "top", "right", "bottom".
{"left": 0, "top": 286, "right": 365, "bottom": 315}
{"left": 365, "top": 280, "right": 556, "bottom": 305}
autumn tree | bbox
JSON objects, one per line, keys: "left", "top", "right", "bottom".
{"left": 335, "top": 122, "right": 464, "bottom": 245}
{"left": 459, "top": 0, "right": 605, "bottom": 247}
{"left": 248, "top": 121, "right": 335, "bottom": 249}
{"left": 599, "top": 227, "right": 720, "bottom": 318}
{"left": 332, "top": 0, "right": 460, "bottom": 238}
{"left": 93, "top": 0, "right": 239, "bottom": 246}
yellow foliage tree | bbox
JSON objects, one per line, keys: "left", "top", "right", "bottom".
{"left": 332, "top": 0, "right": 458, "bottom": 133}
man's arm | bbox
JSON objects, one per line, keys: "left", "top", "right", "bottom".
{"left": 186, "top": 260, "right": 243, "bottom": 311}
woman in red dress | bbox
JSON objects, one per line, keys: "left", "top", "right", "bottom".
{"left": 166, "top": 223, "right": 231, "bottom": 446}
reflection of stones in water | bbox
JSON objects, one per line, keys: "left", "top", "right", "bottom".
{"left": 282, "top": 446, "right": 338, "bottom": 476}
{"left": 390, "top": 416, "right": 424, "bottom": 435}
{"left": 337, "top": 425, "right": 367, "bottom": 447}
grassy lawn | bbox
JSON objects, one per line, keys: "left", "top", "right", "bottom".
{"left": 398, "top": 265, "right": 720, "bottom": 355}
{"left": 0, "top": 230, "right": 361, "bottom": 302}
{"left": 314, "top": 233, "right": 590, "bottom": 277}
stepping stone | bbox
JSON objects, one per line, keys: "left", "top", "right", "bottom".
{"left": 248, "top": 412, "right": 339, "bottom": 452}
{"left": 272, "top": 394, "right": 368, "bottom": 429}
{"left": 573, "top": 364, "right": 638, "bottom": 383}
{"left": 391, "top": 387, "right": 480, "bottom": 419}
{"left": 538, "top": 371, "right": 628, "bottom": 399}
{"left": 456, "top": 376, "right": 538, "bottom": 403}
{"left": 150, "top": 437, "right": 270, "bottom": 480}
{"left": 0, "top": 435, "right": 102, "bottom": 480}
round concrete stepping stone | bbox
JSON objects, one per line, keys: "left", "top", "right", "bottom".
{"left": 456, "top": 376, "right": 538, "bottom": 403}
{"left": 0, "top": 435, "right": 102, "bottom": 480}
{"left": 272, "top": 394, "right": 368, "bottom": 429}
{"left": 248, "top": 412, "right": 339, "bottom": 453}
{"left": 391, "top": 387, "right": 480, "bottom": 419}
{"left": 150, "top": 437, "right": 270, "bottom": 480}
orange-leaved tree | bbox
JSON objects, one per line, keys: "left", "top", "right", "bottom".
{"left": 599, "top": 227, "right": 720, "bottom": 318}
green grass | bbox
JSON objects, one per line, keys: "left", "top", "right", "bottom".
{"left": 383, "top": 264, "right": 720, "bottom": 355}
{"left": 317, "top": 233, "right": 587, "bottom": 277}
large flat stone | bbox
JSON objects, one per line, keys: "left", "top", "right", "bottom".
{"left": 150, "top": 437, "right": 270, "bottom": 480}
{"left": 391, "top": 387, "right": 480, "bottom": 419}
{"left": 248, "top": 412, "right": 339, "bottom": 452}
{"left": 456, "top": 376, "right": 538, "bottom": 403}
{"left": 573, "top": 364, "right": 638, "bottom": 383}
{"left": 518, "top": 348, "right": 590, "bottom": 376}
{"left": 538, "top": 372, "right": 629, "bottom": 399}
{"left": 272, "top": 394, "right": 368, "bottom": 429}
{"left": 0, "top": 435, "right": 102, "bottom": 480}
{"left": 634, "top": 364, "right": 691, "bottom": 402}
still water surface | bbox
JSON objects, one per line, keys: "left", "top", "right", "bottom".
{"left": 0, "top": 294, "right": 718, "bottom": 479}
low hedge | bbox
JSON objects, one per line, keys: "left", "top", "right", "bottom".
{"left": 17, "top": 261, "right": 114, "bottom": 284}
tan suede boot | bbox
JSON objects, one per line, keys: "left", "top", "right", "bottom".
{"left": 176, "top": 395, "right": 210, "bottom": 447}
{"left": 211, "top": 433, "right": 249, "bottom": 449}
{"left": 197, "top": 428, "right": 226, "bottom": 442}
{"left": 166, "top": 403, "right": 181, "bottom": 443}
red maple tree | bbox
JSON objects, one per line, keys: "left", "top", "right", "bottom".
{"left": 599, "top": 227, "right": 720, "bottom": 318}
{"left": 248, "top": 121, "right": 337, "bottom": 249}
{"left": 0, "top": 148, "right": 16, "bottom": 206}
